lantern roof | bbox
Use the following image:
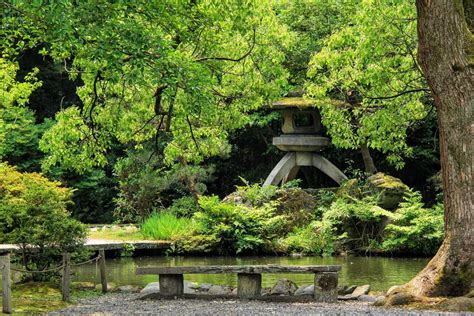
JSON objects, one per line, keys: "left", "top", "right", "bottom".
{"left": 271, "top": 97, "right": 315, "bottom": 110}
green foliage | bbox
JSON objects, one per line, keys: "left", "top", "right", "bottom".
{"left": 275, "top": 0, "right": 353, "bottom": 86}
{"left": 382, "top": 190, "right": 444, "bottom": 255}
{"left": 167, "top": 196, "right": 199, "bottom": 218}
{"left": 193, "top": 195, "right": 286, "bottom": 254}
{"left": 141, "top": 212, "right": 197, "bottom": 241}
{"left": 113, "top": 149, "right": 213, "bottom": 222}
{"left": 62, "top": 169, "right": 117, "bottom": 223}
{"left": 120, "top": 243, "right": 136, "bottom": 257}
{"left": 323, "top": 195, "right": 394, "bottom": 253}
{"left": 171, "top": 234, "right": 221, "bottom": 255}
{"left": 235, "top": 178, "right": 279, "bottom": 206}
{"left": 0, "top": 58, "right": 46, "bottom": 171}
{"left": 279, "top": 220, "right": 335, "bottom": 255}
{"left": 0, "top": 163, "right": 87, "bottom": 280}
{"left": 4, "top": 1, "right": 291, "bottom": 173}
{"left": 306, "top": 0, "right": 428, "bottom": 168}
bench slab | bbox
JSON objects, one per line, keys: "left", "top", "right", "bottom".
{"left": 136, "top": 265, "right": 341, "bottom": 275}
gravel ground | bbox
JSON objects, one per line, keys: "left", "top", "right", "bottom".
{"left": 50, "top": 293, "right": 471, "bottom": 315}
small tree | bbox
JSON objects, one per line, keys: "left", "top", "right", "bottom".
{"left": 0, "top": 163, "right": 86, "bottom": 280}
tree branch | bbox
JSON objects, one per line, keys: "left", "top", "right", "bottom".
{"left": 194, "top": 27, "right": 256, "bottom": 63}
{"left": 186, "top": 115, "right": 200, "bottom": 151}
{"left": 364, "top": 88, "right": 430, "bottom": 100}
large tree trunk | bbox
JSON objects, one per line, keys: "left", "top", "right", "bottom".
{"left": 404, "top": 0, "right": 474, "bottom": 297}
{"left": 360, "top": 143, "right": 377, "bottom": 174}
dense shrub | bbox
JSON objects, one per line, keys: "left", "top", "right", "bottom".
{"left": 192, "top": 196, "right": 287, "bottom": 254}
{"left": 0, "top": 163, "right": 87, "bottom": 280}
{"left": 324, "top": 195, "right": 394, "bottom": 253}
{"left": 279, "top": 220, "right": 335, "bottom": 255}
{"left": 167, "top": 196, "right": 199, "bottom": 218}
{"left": 113, "top": 150, "right": 214, "bottom": 222}
{"left": 382, "top": 190, "right": 444, "bottom": 255}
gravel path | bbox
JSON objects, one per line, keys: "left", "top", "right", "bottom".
{"left": 50, "top": 293, "right": 470, "bottom": 315}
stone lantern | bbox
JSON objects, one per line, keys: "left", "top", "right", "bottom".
{"left": 263, "top": 97, "right": 347, "bottom": 187}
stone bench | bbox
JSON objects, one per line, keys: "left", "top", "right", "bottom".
{"left": 136, "top": 264, "right": 341, "bottom": 302}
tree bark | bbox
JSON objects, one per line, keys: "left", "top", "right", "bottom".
{"left": 404, "top": 0, "right": 474, "bottom": 297}
{"left": 360, "top": 143, "right": 377, "bottom": 174}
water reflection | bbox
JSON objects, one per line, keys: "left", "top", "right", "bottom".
{"left": 72, "top": 256, "right": 429, "bottom": 291}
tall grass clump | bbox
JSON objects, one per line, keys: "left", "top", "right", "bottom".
{"left": 141, "top": 212, "right": 196, "bottom": 240}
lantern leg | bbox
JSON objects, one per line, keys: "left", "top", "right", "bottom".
{"left": 312, "top": 154, "right": 348, "bottom": 185}
{"left": 263, "top": 153, "right": 297, "bottom": 187}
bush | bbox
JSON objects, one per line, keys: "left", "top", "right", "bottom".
{"left": 141, "top": 212, "right": 197, "bottom": 240}
{"left": 167, "top": 196, "right": 199, "bottom": 218}
{"left": 0, "top": 163, "right": 87, "bottom": 280}
{"left": 322, "top": 195, "right": 394, "bottom": 253}
{"left": 279, "top": 220, "right": 335, "bottom": 255}
{"left": 193, "top": 195, "right": 287, "bottom": 254}
{"left": 113, "top": 150, "right": 214, "bottom": 222}
{"left": 234, "top": 179, "right": 279, "bottom": 206}
{"left": 382, "top": 190, "right": 444, "bottom": 255}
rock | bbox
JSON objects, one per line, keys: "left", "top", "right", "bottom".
{"left": 222, "top": 192, "right": 247, "bottom": 206}
{"left": 261, "top": 288, "right": 271, "bottom": 296}
{"left": 336, "top": 179, "right": 361, "bottom": 198}
{"left": 295, "top": 284, "right": 314, "bottom": 296}
{"left": 358, "top": 295, "right": 376, "bottom": 302}
{"left": 373, "top": 296, "right": 387, "bottom": 306}
{"left": 385, "top": 293, "right": 415, "bottom": 306}
{"left": 367, "top": 173, "right": 408, "bottom": 210}
{"left": 337, "top": 285, "right": 348, "bottom": 295}
{"left": 199, "top": 283, "right": 213, "bottom": 291}
{"left": 185, "top": 281, "right": 199, "bottom": 289}
{"left": 207, "top": 285, "right": 232, "bottom": 295}
{"left": 273, "top": 189, "right": 317, "bottom": 228}
{"left": 337, "top": 174, "right": 408, "bottom": 210}
{"left": 270, "top": 279, "right": 298, "bottom": 296}
{"left": 465, "top": 290, "right": 474, "bottom": 298}
{"left": 339, "top": 285, "right": 357, "bottom": 295}
{"left": 344, "top": 285, "right": 357, "bottom": 295}
{"left": 140, "top": 282, "right": 160, "bottom": 295}
{"left": 231, "top": 288, "right": 238, "bottom": 295}
{"left": 224, "top": 188, "right": 317, "bottom": 229}
{"left": 184, "top": 281, "right": 198, "bottom": 294}
{"left": 386, "top": 285, "right": 402, "bottom": 296}
{"left": 117, "top": 285, "right": 140, "bottom": 293}
{"left": 438, "top": 297, "right": 474, "bottom": 312}
{"left": 72, "top": 282, "right": 96, "bottom": 290}
{"left": 351, "top": 284, "right": 370, "bottom": 297}
{"left": 338, "top": 294, "right": 358, "bottom": 301}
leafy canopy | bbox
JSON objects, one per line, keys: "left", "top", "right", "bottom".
{"left": 2, "top": 1, "right": 291, "bottom": 173}
{"left": 306, "top": 0, "right": 429, "bottom": 168}
{"left": 0, "top": 58, "right": 46, "bottom": 170}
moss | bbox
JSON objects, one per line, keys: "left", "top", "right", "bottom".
{"left": 272, "top": 97, "right": 316, "bottom": 109}
{"left": 434, "top": 263, "right": 473, "bottom": 297}
{"left": 0, "top": 282, "right": 102, "bottom": 313}
{"left": 367, "top": 173, "right": 409, "bottom": 210}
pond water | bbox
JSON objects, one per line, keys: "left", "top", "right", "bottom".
{"left": 72, "top": 256, "right": 429, "bottom": 292}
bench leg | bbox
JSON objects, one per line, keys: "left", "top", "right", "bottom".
{"left": 159, "top": 274, "right": 184, "bottom": 296}
{"left": 237, "top": 273, "right": 261, "bottom": 299}
{"left": 314, "top": 272, "right": 338, "bottom": 302}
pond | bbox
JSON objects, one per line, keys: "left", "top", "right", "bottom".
{"left": 72, "top": 256, "right": 429, "bottom": 292}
